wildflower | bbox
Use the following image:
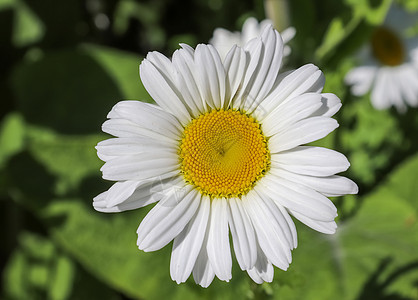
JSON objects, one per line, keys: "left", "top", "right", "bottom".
{"left": 210, "top": 17, "right": 295, "bottom": 60}
{"left": 94, "top": 26, "right": 357, "bottom": 287}
{"left": 345, "top": 5, "right": 418, "bottom": 112}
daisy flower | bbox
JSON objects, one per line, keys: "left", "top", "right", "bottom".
{"left": 94, "top": 26, "right": 358, "bottom": 287}
{"left": 210, "top": 17, "right": 296, "bottom": 60}
{"left": 345, "top": 4, "right": 418, "bottom": 112}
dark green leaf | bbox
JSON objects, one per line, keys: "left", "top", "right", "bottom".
{"left": 2, "top": 231, "right": 122, "bottom": 300}
{"left": 12, "top": 45, "right": 150, "bottom": 134}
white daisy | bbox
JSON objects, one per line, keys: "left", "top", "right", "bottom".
{"left": 94, "top": 26, "right": 358, "bottom": 287}
{"left": 210, "top": 17, "right": 296, "bottom": 61}
{"left": 345, "top": 4, "right": 418, "bottom": 112}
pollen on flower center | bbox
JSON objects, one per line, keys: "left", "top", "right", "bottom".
{"left": 179, "top": 109, "right": 270, "bottom": 198}
{"left": 371, "top": 26, "right": 404, "bottom": 66}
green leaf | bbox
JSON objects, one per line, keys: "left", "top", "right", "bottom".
{"left": 12, "top": 50, "right": 121, "bottom": 134}
{"left": 112, "top": 0, "right": 166, "bottom": 49}
{"left": 113, "top": 0, "right": 157, "bottom": 35}
{"left": 340, "top": 97, "right": 405, "bottom": 186}
{"left": 3, "top": 244, "right": 28, "bottom": 299}
{"left": 26, "top": 126, "right": 104, "bottom": 196}
{"left": 0, "top": 112, "right": 25, "bottom": 168}
{"left": 315, "top": 0, "right": 392, "bottom": 63}
{"left": 49, "top": 256, "right": 75, "bottom": 300}
{"left": 344, "top": 0, "right": 392, "bottom": 24}
{"left": 316, "top": 15, "right": 362, "bottom": 62}
{"left": 12, "top": 46, "right": 150, "bottom": 134}
{"left": 3, "top": 232, "right": 61, "bottom": 299}
{"left": 2, "top": 231, "right": 121, "bottom": 300}
{"left": 337, "top": 155, "right": 418, "bottom": 299}
{"left": 13, "top": 0, "right": 45, "bottom": 47}
{"left": 378, "top": 153, "right": 418, "bottom": 211}
{"left": 5, "top": 125, "right": 103, "bottom": 208}
{"left": 0, "top": 0, "right": 45, "bottom": 47}
{"left": 0, "top": 0, "right": 14, "bottom": 7}
{"left": 83, "top": 44, "right": 153, "bottom": 103}
{"left": 400, "top": 0, "right": 418, "bottom": 11}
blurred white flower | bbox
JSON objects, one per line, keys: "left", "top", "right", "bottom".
{"left": 345, "top": 5, "right": 418, "bottom": 112}
{"left": 94, "top": 26, "right": 357, "bottom": 287}
{"left": 210, "top": 17, "right": 296, "bottom": 60}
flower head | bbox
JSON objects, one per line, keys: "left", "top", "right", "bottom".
{"left": 210, "top": 17, "right": 296, "bottom": 60}
{"left": 345, "top": 4, "right": 418, "bottom": 112}
{"left": 94, "top": 26, "right": 358, "bottom": 287}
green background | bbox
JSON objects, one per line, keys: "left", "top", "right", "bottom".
{"left": 1, "top": 0, "right": 417, "bottom": 299}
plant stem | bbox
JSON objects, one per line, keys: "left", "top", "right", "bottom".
{"left": 264, "top": 0, "right": 290, "bottom": 31}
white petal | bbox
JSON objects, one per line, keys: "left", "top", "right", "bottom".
{"left": 243, "top": 26, "right": 284, "bottom": 112}
{"left": 101, "top": 180, "right": 141, "bottom": 208}
{"left": 273, "top": 168, "right": 358, "bottom": 197}
{"left": 227, "top": 197, "right": 257, "bottom": 270}
{"left": 207, "top": 198, "right": 232, "bottom": 281}
{"left": 283, "top": 45, "right": 291, "bottom": 57}
{"left": 242, "top": 191, "right": 291, "bottom": 270}
{"left": 290, "top": 210, "right": 337, "bottom": 234}
{"left": 107, "top": 101, "right": 183, "bottom": 136}
{"left": 95, "top": 192, "right": 148, "bottom": 213}
{"left": 275, "top": 201, "right": 298, "bottom": 249}
{"left": 193, "top": 203, "right": 216, "bottom": 287}
{"left": 146, "top": 51, "right": 174, "bottom": 75}
{"left": 137, "top": 185, "right": 200, "bottom": 251}
{"left": 232, "top": 37, "right": 262, "bottom": 109}
{"left": 269, "top": 117, "right": 339, "bottom": 153}
{"left": 389, "top": 71, "right": 406, "bottom": 113}
{"left": 371, "top": 68, "right": 391, "bottom": 110}
{"left": 172, "top": 48, "right": 206, "bottom": 116}
{"left": 100, "top": 152, "right": 179, "bottom": 181}
{"left": 193, "top": 252, "right": 215, "bottom": 288}
{"left": 258, "top": 64, "right": 325, "bottom": 119}
{"left": 344, "top": 65, "right": 377, "bottom": 96}
{"left": 254, "top": 187, "right": 297, "bottom": 249}
{"left": 93, "top": 176, "right": 181, "bottom": 212}
{"left": 92, "top": 191, "right": 110, "bottom": 211}
{"left": 179, "top": 43, "right": 195, "bottom": 55}
{"left": 139, "top": 58, "right": 191, "bottom": 124}
{"left": 102, "top": 118, "right": 138, "bottom": 138}
{"left": 170, "top": 194, "right": 210, "bottom": 284}
{"left": 224, "top": 45, "right": 247, "bottom": 108}
{"left": 281, "top": 27, "right": 296, "bottom": 44}
{"left": 96, "top": 137, "right": 174, "bottom": 162}
{"left": 247, "top": 248, "right": 274, "bottom": 284}
{"left": 271, "top": 146, "right": 350, "bottom": 176}
{"left": 102, "top": 119, "right": 175, "bottom": 143}
{"left": 194, "top": 44, "right": 226, "bottom": 109}
{"left": 250, "top": 69, "right": 290, "bottom": 120}
{"left": 261, "top": 93, "right": 323, "bottom": 137}
{"left": 209, "top": 28, "right": 240, "bottom": 61}
{"left": 260, "top": 175, "right": 337, "bottom": 222}
{"left": 242, "top": 17, "right": 263, "bottom": 42}
{"left": 208, "top": 45, "right": 227, "bottom": 107}
{"left": 311, "top": 93, "right": 342, "bottom": 117}
{"left": 397, "top": 65, "right": 418, "bottom": 107}
{"left": 410, "top": 46, "right": 418, "bottom": 66}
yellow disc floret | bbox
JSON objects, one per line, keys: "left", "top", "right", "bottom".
{"left": 179, "top": 109, "right": 270, "bottom": 198}
{"left": 371, "top": 26, "right": 404, "bottom": 66}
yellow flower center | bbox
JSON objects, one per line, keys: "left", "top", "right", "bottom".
{"left": 371, "top": 26, "right": 404, "bottom": 66}
{"left": 179, "top": 109, "right": 270, "bottom": 198}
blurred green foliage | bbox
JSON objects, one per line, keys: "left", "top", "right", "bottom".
{"left": 1, "top": 0, "right": 417, "bottom": 299}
